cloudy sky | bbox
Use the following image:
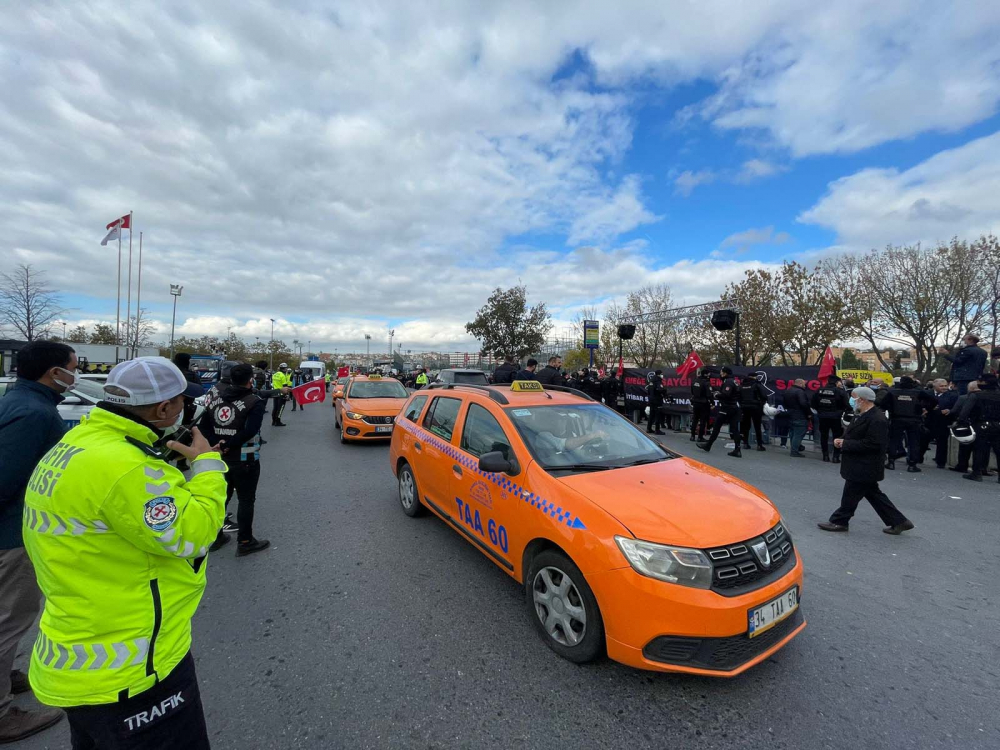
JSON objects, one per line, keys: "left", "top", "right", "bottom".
{"left": 3, "top": 1, "right": 1000, "bottom": 353}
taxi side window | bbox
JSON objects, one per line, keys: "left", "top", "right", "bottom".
{"left": 423, "top": 397, "right": 461, "bottom": 441}
{"left": 460, "top": 403, "right": 512, "bottom": 460}
{"left": 404, "top": 395, "right": 428, "bottom": 423}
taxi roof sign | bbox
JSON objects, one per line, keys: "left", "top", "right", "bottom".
{"left": 510, "top": 380, "right": 543, "bottom": 392}
{"left": 367, "top": 374, "right": 382, "bottom": 380}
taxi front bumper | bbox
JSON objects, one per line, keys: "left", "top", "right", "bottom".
{"left": 589, "top": 551, "right": 805, "bottom": 676}
{"left": 341, "top": 416, "right": 395, "bottom": 441}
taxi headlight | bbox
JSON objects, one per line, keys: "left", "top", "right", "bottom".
{"left": 346, "top": 411, "right": 366, "bottom": 421}
{"left": 615, "top": 536, "right": 713, "bottom": 589}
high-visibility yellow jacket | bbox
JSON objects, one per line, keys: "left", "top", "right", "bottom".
{"left": 22, "top": 406, "right": 227, "bottom": 707}
{"left": 416, "top": 373, "right": 428, "bottom": 386}
{"left": 272, "top": 370, "right": 290, "bottom": 389}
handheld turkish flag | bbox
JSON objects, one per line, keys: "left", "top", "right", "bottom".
{"left": 337, "top": 366, "right": 349, "bottom": 378}
{"left": 818, "top": 346, "right": 836, "bottom": 380}
{"left": 292, "top": 379, "right": 326, "bottom": 406}
{"left": 676, "top": 350, "right": 704, "bottom": 379}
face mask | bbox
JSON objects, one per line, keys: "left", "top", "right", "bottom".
{"left": 849, "top": 397, "right": 859, "bottom": 412}
{"left": 152, "top": 408, "right": 184, "bottom": 436}
{"left": 52, "top": 367, "right": 78, "bottom": 392}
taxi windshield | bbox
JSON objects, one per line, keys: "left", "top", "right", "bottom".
{"left": 507, "top": 404, "right": 669, "bottom": 472}
{"left": 337, "top": 377, "right": 350, "bottom": 385}
{"left": 348, "top": 380, "right": 408, "bottom": 399}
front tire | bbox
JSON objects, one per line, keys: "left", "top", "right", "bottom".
{"left": 397, "top": 462, "right": 424, "bottom": 517}
{"left": 525, "top": 550, "right": 604, "bottom": 663}
{"left": 340, "top": 420, "right": 348, "bottom": 444}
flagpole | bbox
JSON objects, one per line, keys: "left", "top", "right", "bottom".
{"left": 134, "top": 231, "right": 143, "bottom": 357}
{"left": 115, "top": 222, "right": 122, "bottom": 364}
{"left": 125, "top": 211, "right": 133, "bottom": 360}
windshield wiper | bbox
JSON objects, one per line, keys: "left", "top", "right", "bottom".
{"left": 621, "top": 457, "right": 669, "bottom": 467}
{"left": 543, "top": 463, "right": 616, "bottom": 472}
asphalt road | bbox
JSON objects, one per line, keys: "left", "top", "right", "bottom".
{"left": 15, "top": 404, "right": 1000, "bottom": 749}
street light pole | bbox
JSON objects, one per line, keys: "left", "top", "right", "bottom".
{"left": 169, "top": 284, "right": 183, "bottom": 358}
{"left": 269, "top": 318, "right": 276, "bottom": 371}
{"left": 365, "top": 334, "right": 371, "bottom": 366}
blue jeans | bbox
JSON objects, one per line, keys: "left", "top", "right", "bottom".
{"left": 789, "top": 419, "right": 808, "bottom": 454}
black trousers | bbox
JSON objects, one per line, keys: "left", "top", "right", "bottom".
{"left": 889, "top": 420, "right": 922, "bottom": 465}
{"left": 691, "top": 404, "right": 711, "bottom": 439}
{"left": 972, "top": 427, "right": 1000, "bottom": 474}
{"left": 66, "top": 652, "right": 210, "bottom": 750}
{"left": 706, "top": 406, "right": 740, "bottom": 445}
{"left": 271, "top": 396, "right": 286, "bottom": 424}
{"left": 647, "top": 403, "right": 664, "bottom": 432}
{"left": 816, "top": 416, "right": 843, "bottom": 457}
{"left": 830, "top": 481, "right": 907, "bottom": 528}
{"left": 225, "top": 459, "right": 261, "bottom": 542}
{"left": 740, "top": 407, "right": 764, "bottom": 447}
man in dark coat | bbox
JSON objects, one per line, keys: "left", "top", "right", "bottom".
{"left": 535, "top": 356, "right": 564, "bottom": 386}
{"left": 646, "top": 371, "right": 665, "bottom": 435}
{"left": 818, "top": 387, "right": 914, "bottom": 535}
{"left": 514, "top": 358, "right": 539, "bottom": 381}
{"left": 943, "top": 334, "right": 988, "bottom": 395}
{"left": 698, "top": 365, "right": 742, "bottom": 457}
{"left": 923, "top": 379, "right": 958, "bottom": 468}
{"left": 784, "top": 378, "right": 812, "bottom": 457}
{"left": 493, "top": 356, "right": 518, "bottom": 385}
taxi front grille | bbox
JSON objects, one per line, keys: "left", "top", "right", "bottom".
{"left": 361, "top": 415, "right": 395, "bottom": 425}
{"left": 643, "top": 608, "right": 804, "bottom": 672}
{"left": 706, "top": 523, "right": 795, "bottom": 596}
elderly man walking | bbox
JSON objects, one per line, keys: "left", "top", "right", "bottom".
{"left": 818, "top": 386, "right": 914, "bottom": 536}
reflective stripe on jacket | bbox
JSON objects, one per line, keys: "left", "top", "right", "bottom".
{"left": 22, "top": 406, "right": 227, "bottom": 707}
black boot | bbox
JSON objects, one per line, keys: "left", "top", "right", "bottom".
{"left": 832, "top": 453, "right": 841, "bottom": 464}
{"left": 756, "top": 445, "right": 766, "bottom": 451}
{"left": 697, "top": 441, "right": 713, "bottom": 452}
{"left": 822, "top": 452, "right": 830, "bottom": 462}
{"left": 727, "top": 447, "right": 742, "bottom": 457}
{"left": 907, "top": 465, "right": 921, "bottom": 473}
{"left": 886, "top": 460, "right": 895, "bottom": 470}
{"left": 689, "top": 434, "right": 696, "bottom": 441}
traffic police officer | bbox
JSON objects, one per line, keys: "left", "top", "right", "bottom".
{"left": 22, "top": 357, "right": 225, "bottom": 748}
{"left": 415, "top": 368, "right": 429, "bottom": 388}
{"left": 646, "top": 371, "right": 665, "bottom": 435}
{"left": 270, "top": 363, "right": 291, "bottom": 426}
{"left": 738, "top": 371, "right": 768, "bottom": 451}
{"left": 689, "top": 368, "right": 713, "bottom": 442}
{"left": 200, "top": 364, "right": 270, "bottom": 555}
{"left": 885, "top": 376, "right": 935, "bottom": 471}
{"left": 698, "top": 366, "right": 742, "bottom": 457}
{"left": 812, "top": 375, "right": 849, "bottom": 462}
{"left": 961, "top": 373, "right": 1000, "bottom": 482}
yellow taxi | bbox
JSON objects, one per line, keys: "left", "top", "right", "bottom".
{"left": 388, "top": 381, "right": 804, "bottom": 676}
{"left": 330, "top": 376, "right": 350, "bottom": 408}
{"left": 335, "top": 375, "right": 409, "bottom": 443}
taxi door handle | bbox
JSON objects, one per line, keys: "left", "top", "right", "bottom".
{"left": 414, "top": 441, "right": 422, "bottom": 452}
{"left": 452, "top": 464, "right": 463, "bottom": 477}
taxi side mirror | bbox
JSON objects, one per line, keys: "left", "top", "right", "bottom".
{"left": 479, "top": 451, "right": 519, "bottom": 476}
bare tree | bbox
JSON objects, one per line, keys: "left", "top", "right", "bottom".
{"left": 122, "top": 308, "right": 158, "bottom": 354}
{"left": 0, "top": 264, "right": 65, "bottom": 341}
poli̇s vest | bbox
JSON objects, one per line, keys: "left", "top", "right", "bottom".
{"left": 739, "top": 381, "right": 763, "bottom": 408}
{"left": 211, "top": 393, "right": 262, "bottom": 462}
{"left": 889, "top": 388, "right": 921, "bottom": 420}
{"left": 971, "top": 390, "right": 1000, "bottom": 425}
{"left": 815, "top": 387, "right": 841, "bottom": 415}
{"left": 691, "top": 378, "right": 711, "bottom": 404}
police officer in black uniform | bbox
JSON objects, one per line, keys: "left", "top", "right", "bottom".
{"left": 646, "top": 370, "right": 665, "bottom": 435}
{"left": 812, "top": 375, "right": 850, "bottom": 463}
{"left": 600, "top": 371, "right": 619, "bottom": 408}
{"left": 698, "top": 365, "right": 742, "bottom": 457}
{"left": 884, "top": 375, "right": 935, "bottom": 472}
{"left": 739, "top": 371, "right": 768, "bottom": 451}
{"left": 493, "top": 356, "right": 518, "bottom": 385}
{"left": 689, "top": 368, "right": 713, "bottom": 442}
{"left": 961, "top": 373, "right": 1000, "bottom": 482}
{"left": 200, "top": 364, "right": 271, "bottom": 556}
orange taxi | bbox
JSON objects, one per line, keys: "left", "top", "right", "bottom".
{"left": 388, "top": 381, "right": 805, "bottom": 676}
{"left": 335, "top": 375, "right": 409, "bottom": 443}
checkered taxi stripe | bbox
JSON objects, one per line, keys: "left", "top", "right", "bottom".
{"left": 397, "top": 417, "right": 586, "bottom": 530}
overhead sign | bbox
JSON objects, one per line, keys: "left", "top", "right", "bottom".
{"left": 836, "top": 369, "right": 894, "bottom": 385}
{"left": 583, "top": 320, "right": 600, "bottom": 350}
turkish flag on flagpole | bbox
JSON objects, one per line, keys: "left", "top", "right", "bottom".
{"left": 616, "top": 357, "right": 624, "bottom": 378}
{"left": 337, "top": 366, "right": 349, "bottom": 378}
{"left": 676, "top": 350, "right": 705, "bottom": 379}
{"left": 100, "top": 214, "right": 131, "bottom": 246}
{"left": 818, "top": 346, "right": 836, "bottom": 380}
{"left": 291, "top": 379, "right": 327, "bottom": 406}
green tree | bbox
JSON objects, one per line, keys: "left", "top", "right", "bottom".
{"left": 465, "top": 285, "right": 551, "bottom": 360}
{"left": 839, "top": 348, "right": 863, "bottom": 370}
{"left": 66, "top": 325, "right": 89, "bottom": 343}
{"left": 89, "top": 323, "right": 117, "bottom": 345}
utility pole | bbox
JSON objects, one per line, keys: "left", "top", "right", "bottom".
{"left": 388, "top": 329, "right": 395, "bottom": 359}
{"left": 169, "top": 285, "right": 183, "bottom": 358}
{"left": 269, "top": 318, "right": 276, "bottom": 370}
{"left": 365, "top": 334, "right": 371, "bottom": 366}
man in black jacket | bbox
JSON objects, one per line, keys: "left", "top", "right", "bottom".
{"left": 689, "top": 368, "right": 713, "bottom": 442}
{"left": 535, "top": 356, "right": 564, "bottom": 386}
{"left": 884, "top": 376, "right": 936, "bottom": 472}
{"left": 514, "top": 358, "right": 538, "bottom": 381}
{"left": 923, "top": 379, "right": 958, "bottom": 468}
{"left": 943, "top": 334, "right": 988, "bottom": 395}
{"left": 811, "top": 375, "right": 849, "bottom": 462}
{"left": 784, "top": 378, "right": 812, "bottom": 457}
{"left": 493, "top": 356, "right": 518, "bottom": 385}
{"left": 818, "top": 387, "right": 914, "bottom": 535}
{"left": 961, "top": 374, "right": 1000, "bottom": 482}
{"left": 600, "top": 372, "right": 619, "bottom": 408}
{"left": 739, "top": 371, "right": 768, "bottom": 451}
{"left": 646, "top": 371, "right": 665, "bottom": 435}
{"left": 698, "top": 366, "right": 742, "bottom": 457}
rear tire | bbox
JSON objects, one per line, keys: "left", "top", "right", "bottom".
{"left": 397, "top": 462, "right": 424, "bottom": 517}
{"left": 525, "top": 549, "right": 604, "bottom": 663}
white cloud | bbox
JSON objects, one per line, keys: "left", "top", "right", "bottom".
{"left": 720, "top": 226, "right": 791, "bottom": 249}
{"left": 798, "top": 129, "right": 1000, "bottom": 249}
{"left": 734, "top": 158, "right": 785, "bottom": 183}
{"left": 672, "top": 169, "right": 717, "bottom": 197}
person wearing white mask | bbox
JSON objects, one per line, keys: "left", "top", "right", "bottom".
{"left": 0, "top": 340, "right": 78, "bottom": 743}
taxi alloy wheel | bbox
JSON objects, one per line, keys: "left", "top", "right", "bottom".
{"left": 527, "top": 551, "right": 604, "bottom": 663}
{"left": 397, "top": 463, "right": 424, "bottom": 517}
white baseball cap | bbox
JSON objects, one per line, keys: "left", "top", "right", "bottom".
{"left": 104, "top": 356, "right": 205, "bottom": 406}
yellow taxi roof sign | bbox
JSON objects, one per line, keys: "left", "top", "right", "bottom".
{"left": 510, "top": 380, "right": 543, "bottom": 392}
{"left": 368, "top": 374, "right": 382, "bottom": 380}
